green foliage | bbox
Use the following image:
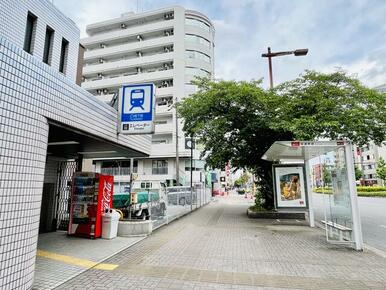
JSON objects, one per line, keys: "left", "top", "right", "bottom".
{"left": 234, "top": 172, "right": 249, "bottom": 187}
{"left": 357, "top": 186, "right": 386, "bottom": 192}
{"left": 314, "top": 186, "right": 386, "bottom": 194}
{"left": 177, "top": 72, "right": 386, "bottom": 209}
{"left": 272, "top": 71, "right": 386, "bottom": 146}
{"left": 355, "top": 166, "right": 363, "bottom": 181}
{"left": 322, "top": 165, "right": 332, "bottom": 186}
{"left": 357, "top": 191, "right": 386, "bottom": 197}
{"left": 177, "top": 77, "right": 292, "bottom": 209}
{"left": 376, "top": 157, "right": 386, "bottom": 183}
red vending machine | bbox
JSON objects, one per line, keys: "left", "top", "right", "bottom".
{"left": 68, "top": 172, "right": 114, "bottom": 238}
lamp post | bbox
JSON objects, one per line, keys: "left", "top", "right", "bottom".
{"left": 261, "top": 47, "right": 308, "bottom": 89}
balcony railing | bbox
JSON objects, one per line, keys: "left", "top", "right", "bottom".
{"left": 100, "top": 167, "right": 137, "bottom": 176}
{"left": 152, "top": 167, "right": 168, "bottom": 175}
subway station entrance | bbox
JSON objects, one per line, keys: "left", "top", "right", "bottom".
{"left": 40, "top": 121, "right": 148, "bottom": 234}
{"left": 262, "top": 140, "right": 363, "bottom": 250}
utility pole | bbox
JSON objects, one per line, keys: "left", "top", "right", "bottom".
{"left": 190, "top": 134, "right": 193, "bottom": 211}
{"left": 175, "top": 97, "right": 179, "bottom": 186}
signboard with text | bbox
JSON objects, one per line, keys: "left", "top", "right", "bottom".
{"left": 118, "top": 84, "right": 155, "bottom": 134}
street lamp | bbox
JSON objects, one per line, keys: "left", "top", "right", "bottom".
{"left": 261, "top": 47, "right": 308, "bottom": 89}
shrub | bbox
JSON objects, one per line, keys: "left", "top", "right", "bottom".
{"left": 357, "top": 186, "right": 386, "bottom": 192}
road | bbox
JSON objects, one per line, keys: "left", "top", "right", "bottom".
{"left": 312, "top": 193, "right": 386, "bottom": 252}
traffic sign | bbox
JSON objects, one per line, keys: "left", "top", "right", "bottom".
{"left": 118, "top": 84, "right": 155, "bottom": 134}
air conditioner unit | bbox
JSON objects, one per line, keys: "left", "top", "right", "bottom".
{"left": 137, "top": 35, "right": 143, "bottom": 41}
{"left": 164, "top": 14, "right": 169, "bottom": 20}
{"left": 99, "top": 43, "right": 106, "bottom": 48}
{"left": 103, "top": 89, "right": 108, "bottom": 94}
{"left": 162, "top": 81, "right": 168, "bottom": 87}
{"left": 163, "top": 64, "right": 169, "bottom": 70}
{"left": 121, "top": 23, "right": 126, "bottom": 29}
{"left": 136, "top": 51, "right": 142, "bottom": 57}
{"left": 99, "top": 58, "right": 104, "bottom": 63}
{"left": 97, "top": 73, "right": 103, "bottom": 78}
{"left": 164, "top": 47, "right": 170, "bottom": 53}
{"left": 137, "top": 67, "right": 142, "bottom": 73}
{"left": 164, "top": 31, "right": 170, "bottom": 36}
{"left": 96, "top": 89, "right": 102, "bottom": 94}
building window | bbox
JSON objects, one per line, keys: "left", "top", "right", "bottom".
{"left": 185, "top": 160, "right": 205, "bottom": 171}
{"left": 185, "top": 66, "right": 210, "bottom": 77}
{"left": 23, "top": 12, "right": 37, "bottom": 54}
{"left": 185, "top": 34, "right": 210, "bottom": 47}
{"left": 59, "top": 38, "right": 69, "bottom": 74}
{"left": 43, "top": 26, "right": 54, "bottom": 65}
{"left": 185, "top": 50, "right": 211, "bottom": 63}
{"left": 152, "top": 160, "right": 168, "bottom": 175}
{"left": 367, "top": 155, "right": 370, "bottom": 160}
{"left": 185, "top": 18, "right": 210, "bottom": 32}
{"left": 100, "top": 160, "right": 138, "bottom": 175}
{"left": 152, "top": 139, "right": 168, "bottom": 144}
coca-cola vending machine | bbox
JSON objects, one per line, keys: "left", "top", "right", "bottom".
{"left": 68, "top": 172, "right": 114, "bottom": 238}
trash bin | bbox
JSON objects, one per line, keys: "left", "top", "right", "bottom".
{"left": 102, "top": 209, "right": 120, "bottom": 239}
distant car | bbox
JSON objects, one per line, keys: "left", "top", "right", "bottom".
{"left": 237, "top": 188, "right": 245, "bottom": 195}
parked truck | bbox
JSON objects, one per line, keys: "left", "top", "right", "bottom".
{"left": 113, "top": 181, "right": 167, "bottom": 220}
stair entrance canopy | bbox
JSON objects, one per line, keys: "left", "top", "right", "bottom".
{"left": 262, "top": 140, "right": 363, "bottom": 250}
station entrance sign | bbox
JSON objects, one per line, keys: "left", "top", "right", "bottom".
{"left": 118, "top": 84, "right": 155, "bottom": 134}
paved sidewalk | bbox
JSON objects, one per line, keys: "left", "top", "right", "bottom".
{"left": 58, "top": 195, "right": 386, "bottom": 290}
{"left": 33, "top": 232, "right": 143, "bottom": 290}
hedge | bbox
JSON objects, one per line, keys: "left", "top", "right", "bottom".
{"left": 313, "top": 186, "right": 386, "bottom": 193}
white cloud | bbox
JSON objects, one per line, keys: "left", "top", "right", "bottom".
{"left": 54, "top": 0, "right": 386, "bottom": 87}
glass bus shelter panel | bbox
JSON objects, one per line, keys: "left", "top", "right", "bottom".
{"left": 322, "top": 146, "right": 354, "bottom": 244}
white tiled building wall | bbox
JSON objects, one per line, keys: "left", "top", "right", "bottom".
{"left": 0, "top": 1, "right": 151, "bottom": 289}
{"left": 0, "top": 0, "right": 80, "bottom": 82}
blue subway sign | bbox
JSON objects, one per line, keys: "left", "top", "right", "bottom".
{"left": 118, "top": 84, "right": 155, "bottom": 134}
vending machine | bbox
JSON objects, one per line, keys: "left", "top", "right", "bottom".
{"left": 68, "top": 172, "right": 114, "bottom": 238}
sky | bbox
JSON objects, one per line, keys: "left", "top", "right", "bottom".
{"left": 54, "top": 0, "right": 386, "bottom": 88}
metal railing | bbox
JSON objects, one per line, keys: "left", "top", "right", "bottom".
{"left": 100, "top": 167, "right": 136, "bottom": 176}
{"left": 152, "top": 167, "right": 168, "bottom": 175}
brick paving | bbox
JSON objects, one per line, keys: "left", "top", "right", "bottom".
{"left": 58, "top": 195, "right": 386, "bottom": 289}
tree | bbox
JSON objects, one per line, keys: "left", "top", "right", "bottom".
{"left": 322, "top": 165, "right": 332, "bottom": 186}
{"left": 355, "top": 166, "right": 363, "bottom": 181}
{"left": 376, "top": 157, "right": 386, "bottom": 186}
{"left": 271, "top": 71, "right": 385, "bottom": 144}
{"left": 177, "top": 72, "right": 385, "bottom": 209}
{"left": 234, "top": 172, "right": 249, "bottom": 187}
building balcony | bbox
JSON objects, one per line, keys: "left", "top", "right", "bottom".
{"left": 150, "top": 143, "right": 175, "bottom": 158}
{"left": 154, "top": 123, "right": 173, "bottom": 134}
{"left": 82, "top": 20, "right": 175, "bottom": 47}
{"left": 155, "top": 105, "right": 173, "bottom": 116}
{"left": 82, "top": 52, "right": 174, "bottom": 76}
{"left": 100, "top": 167, "right": 137, "bottom": 176}
{"left": 156, "top": 86, "right": 174, "bottom": 97}
{"left": 82, "top": 69, "right": 174, "bottom": 90}
{"left": 84, "top": 36, "right": 174, "bottom": 61}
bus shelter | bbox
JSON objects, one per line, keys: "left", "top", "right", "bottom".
{"left": 262, "top": 140, "right": 363, "bottom": 250}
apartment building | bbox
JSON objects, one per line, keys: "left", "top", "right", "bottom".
{"left": 354, "top": 142, "right": 386, "bottom": 185}
{"left": 81, "top": 6, "right": 215, "bottom": 188}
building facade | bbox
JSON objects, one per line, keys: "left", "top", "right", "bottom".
{"left": 81, "top": 6, "right": 215, "bottom": 189}
{"left": 0, "top": 1, "right": 150, "bottom": 288}
{"left": 354, "top": 142, "right": 386, "bottom": 185}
